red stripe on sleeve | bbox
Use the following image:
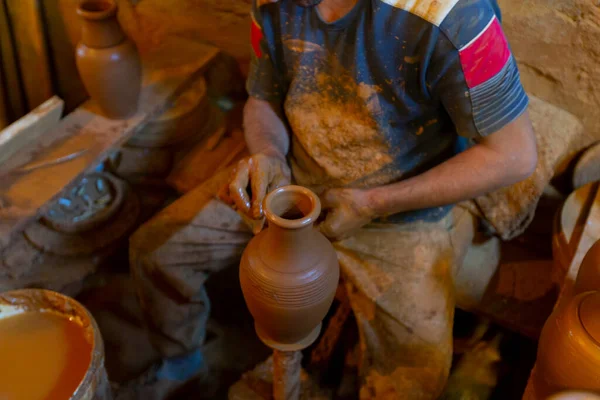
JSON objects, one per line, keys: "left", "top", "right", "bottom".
{"left": 251, "top": 19, "right": 263, "bottom": 58}
{"left": 459, "top": 17, "right": 511, "bottom": 89}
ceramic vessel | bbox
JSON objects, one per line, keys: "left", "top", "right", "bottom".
{"left": 0, "top": 289, "right": 112, "bottom": 399}
{"left": 548, "top": 392, "right": 600, "bottom": 400}
{"left": 534, "top": 291, "right": 600, "bottom": 396}
{"left": 575, "top": 239, "right": 600, "bottom": 294}
{"left": 75, "top": 0, "right": 141, "bottom": 119}
{"left": 239, "top": 185, "right": 339, "bottom": 350}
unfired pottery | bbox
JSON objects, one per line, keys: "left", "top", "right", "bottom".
{"left": 0, "top": 289, "right": 112, "bottom": 400}
{"left": 575, "top": 239, "right": 600, "bottom": 294}
{"left": 239, "top": 186, "right": 339, "bottom": 350}
{"left": 76, "top": 0, "right": 141, "bottom": 119}
{"left": 548, "top": 392, "right": 600, "bottom": 400}
{"left": 535, "top": 291, "right": 600, "bottom": 396}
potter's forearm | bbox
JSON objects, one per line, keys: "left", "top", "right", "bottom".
{"left": 243, "top": 97, "right": 290, "bottom": 161}
{"left": 367, "top": 112, "right": 537, "bottom": 217}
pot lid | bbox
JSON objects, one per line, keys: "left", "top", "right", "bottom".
{"left": 580, "top": 291, "right": 600, "bottom": 344}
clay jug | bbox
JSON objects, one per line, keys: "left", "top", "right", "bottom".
{"left": 575, "top": 240, "right": 600, "bottom": 294}
{"left": 76, "top": 0, "right": 141, "bottom": 119}
{"left": 239, "top": 185, "right": 340, "bottom": 350}
{"left": 534, "top": 291, "right": 600, "bottom": 397}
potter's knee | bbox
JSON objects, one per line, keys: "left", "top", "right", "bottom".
{"left": 129, "top": 225, "right": 162, "bottom": 277}
{"left": 368, "top": 349, "right": 451, "bottom": 399}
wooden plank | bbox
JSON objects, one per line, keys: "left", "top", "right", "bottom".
{"left": 0, "top": 0, "right": 26, "bottom": 121}
{"left": 0, "top": 41, "right": 219, "bottom": 247}
{"left": 5, "top": 0, "right": 54, "bottom": 110}
{"left": 552, "top": 182, "right": 600, "bottom": 307}
{"left": 0, "top": 96, "right": 64, "bottom": 164}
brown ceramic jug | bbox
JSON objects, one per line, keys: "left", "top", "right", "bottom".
{"left": 76, "top": 0, "right": 141, "bottom": 119}
{"left": 534, "top": 291, "right": 600, "bottom": 397}
{"left": 239, "top": 185, "right": 340, "bottom": 350}
{"left": 575, "top": 239, "right": 600, "bottom": 294}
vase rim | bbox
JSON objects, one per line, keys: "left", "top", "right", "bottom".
{"left": 264, "top": 185, "right": 321, "bottom": 230}
{"left": 77, "top": 0, "right": 117, "bottom": 20}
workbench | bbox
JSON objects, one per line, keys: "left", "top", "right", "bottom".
{"left": 0, "top": 38, "right": 219, "bottom": 248}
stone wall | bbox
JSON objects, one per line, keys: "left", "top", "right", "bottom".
{"left": 499, "top": 0, "right": 600, "bottom": 144}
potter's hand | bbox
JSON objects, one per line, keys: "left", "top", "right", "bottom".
{"left": 319, "top": 188, "right": 375, "bottom": 241}
{"left": 219, "top": 154, "right": 291, "bottom": 219}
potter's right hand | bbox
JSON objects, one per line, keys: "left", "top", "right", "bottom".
{"left": 218, "top": 154, "right": 291, "bottom": 220}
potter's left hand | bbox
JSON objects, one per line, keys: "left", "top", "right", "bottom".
{"left": 319, "top": 188, "right": 376, "bottom": 241}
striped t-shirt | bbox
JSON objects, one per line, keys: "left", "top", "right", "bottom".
{"left": 247, "top": 0, "right": 528, "bottom": 222}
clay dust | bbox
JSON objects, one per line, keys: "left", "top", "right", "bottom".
{"left": 283, "top": 39, "right": 395, "bottom": 190}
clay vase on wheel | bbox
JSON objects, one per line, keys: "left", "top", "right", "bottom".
{"left": 75, "top": 0, "right": 141, "bottom": 119}
{"left": 239, "top": 185, "right": 340, "bottom": 350}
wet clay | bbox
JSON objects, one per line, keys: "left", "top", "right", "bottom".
{"left": 75, "top": 0, "right": 141, "bottom": 119}
{"left": 239, "top": 185, "right": 340, "bottom": 350}
{"left": 0, "top": 311, "right": 92, "bottom": 400}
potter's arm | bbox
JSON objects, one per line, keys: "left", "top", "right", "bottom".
{"left": 366, "top": 111, "right": 537, "bottom": 217}
{"left": 319, "top": 112, "right": 537, "bottom": 240}
{"left": 219, "top": 97, "right": 292, "bottom": 220}
{"left": 243, "top": 97, "right": 290, "bottom": 161}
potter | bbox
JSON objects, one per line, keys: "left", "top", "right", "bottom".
{"left": 131, "top": 0, "right": 537, "bottom": 398}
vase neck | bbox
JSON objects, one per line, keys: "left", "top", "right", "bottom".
{"left": 78, "top": 1, "right": 125, "bottom": 48}
{"left": 263, "top": 223, "right": 319, "bottom": 271}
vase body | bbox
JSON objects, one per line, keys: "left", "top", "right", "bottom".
{"left": 534, "top": 291, "right": 600, "bottom": 397}
{"left": 75, "top": 0, "right": 141, "bottom": 119}
{"left": 240, "top": 185, "right": 340, "bottom": 350}
{"left": 575, "top": 239, "right": 600, "bottom": 294}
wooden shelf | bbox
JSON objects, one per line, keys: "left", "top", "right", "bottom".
{"left": 0, "top": 40, "right": 219, "bottom": 247}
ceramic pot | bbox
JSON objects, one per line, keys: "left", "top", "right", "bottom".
{"left": 239, "top": 185, "right": 339, "bottom": 350}
{"left": 575, "top": 240, "right": 600, "bottom": 294}
{"left": 75, "top": 0, "right": 141, "bottom": 119}
{"left": 534, "top": 291, "right": 600, "bottom": 396}
{"left": 548, "top": 392, "right": 600, "bottom": 400}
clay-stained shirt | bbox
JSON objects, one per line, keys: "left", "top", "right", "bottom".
{"left": 247, "top": 0, "right": 528, "bottom": 223}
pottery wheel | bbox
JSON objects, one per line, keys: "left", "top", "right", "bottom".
{"left": 41, "top": 172, "right": 124, "bottom": 234}
{"left": 255, "top": 323, "right": 322, "bottom": 352}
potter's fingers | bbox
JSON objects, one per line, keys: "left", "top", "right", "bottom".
{"left": 321, "top": 190, "right": 343, "bottom": 210}
{"left": 250, "top": 160, "right": 268, "bottom": 220}
{"left": 319, "top": 212, "right": 342, "bottom": 241}
{"left": 271, "top": 172, "right": 291, "bottom": 189}
{"left": 216, "top": 182, "right": 234, "bottom": 205}
{"left": 230, "top": 160, "right": 251, "bottom": 214}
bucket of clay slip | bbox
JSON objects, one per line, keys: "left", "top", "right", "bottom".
{"left": 0, "top": 289, "right": 112, "bottom": 400}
